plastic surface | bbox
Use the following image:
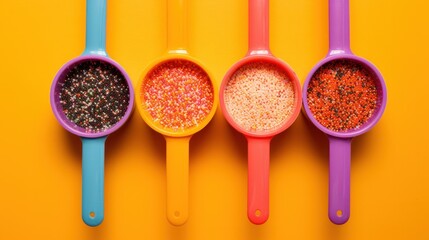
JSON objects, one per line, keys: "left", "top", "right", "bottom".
{"left": 328, "top": 136, "right": 351, "bottom": 224}
{"left": 49, "top": 0, "right": 134, "bottom": 227}
{"left": 82, "top": 137, "right": 106, "bottom": 227}
{"left": 328, "top": 0, "right": 351, "bottom": 55}
{"left": 219, "top": 0, "right": 302, "bottom": 225}
{"left": 135, "top": 0, "right": 217, "bottom": 226}
{"left": 50, "top": 56, "right": 134, "bottom": 139}
{"left": 83, "top": 0, "right": 107, "bottom": 56}
{"left": 248, "top": 0, "right": 270, "bottom": 55}
{"left": 166, "top": 136, "right": 190, "bottom": 226}
{"left": 301, "top": 0, "right": 387, "bottom": 225}
{"left": 136, "top": 56, "right": 217, "bottom": 138}
{"left": 167, "top": 0, "right": 188, "bottom": 52}
{"left": 247, "top": 137, "right": 271, "bottom": 225}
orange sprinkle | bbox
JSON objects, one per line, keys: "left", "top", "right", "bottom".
{"left": 307, "top": 60, "right": 378, "bottom": 132}
{"left": 142, "top": 59, "right": 214, "bottom": 132}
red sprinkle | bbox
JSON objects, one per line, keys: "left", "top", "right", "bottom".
{"left": 307, "top": 60, "right": 378, "bottom": 132}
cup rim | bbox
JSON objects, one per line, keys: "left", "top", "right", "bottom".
{"left": 135, "top": 54, "right": 219, "bottom": 137}
{"left": 50, "top": 55, "right": 135, "bottom": 138}
{"left": 219, "top": 55, "right": 302, "bottom": 138}
{"left": 302, "top": 54, "right": 387, "bottom": 138}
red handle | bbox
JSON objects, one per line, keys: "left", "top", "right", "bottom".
{"left": 247, "top": 136, "right": 271, "bottom": 224}
{"left": 248, "top": 0, "right": 271, "bottom": 55}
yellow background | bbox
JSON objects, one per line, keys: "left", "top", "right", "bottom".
{"left": 0, "top": 0, "right": 428, "bottom": 239}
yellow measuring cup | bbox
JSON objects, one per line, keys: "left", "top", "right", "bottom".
{"left": 136, "top": 0, "right": 218, "bottom": 226}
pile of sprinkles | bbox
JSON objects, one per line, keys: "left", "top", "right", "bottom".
{"left": 142, "top": 59, "right": 214, "bottom": 131}
{"left": 223, "top": 61, "right": 295, "bottom": 132}
{"left": 307, "top": 59, "right": 378, "bottom": 132}
{"left": 59, "top": 60, "right": 130, "bottom": 133}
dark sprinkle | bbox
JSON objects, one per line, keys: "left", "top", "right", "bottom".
{"left": 59, "top": 60, "right": 130, "bottom": 133}
{"left": 336, "top": 70, "right": 344, "bottom": 79}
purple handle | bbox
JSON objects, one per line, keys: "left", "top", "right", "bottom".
{"left": 328, "top": 136, "right": 351, "bottom": 224}
{"left": 329, "top": 0, "right": 351, "bottom": 54}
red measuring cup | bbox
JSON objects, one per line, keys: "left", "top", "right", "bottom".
{"left": 220, "top": 0, "right": 301, "bottom": 225}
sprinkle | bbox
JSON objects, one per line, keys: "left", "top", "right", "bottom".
{"left": 306, "top": 59, "right": 378, "bottom": 132}
{"left": 59, "top": 60, "right": 130, "bottom": 133}
{"left": 141, "top": 59, "right": 214, "bottom": 131}
{"left": 223, "top": 61, "right": 295, "bottom": 132}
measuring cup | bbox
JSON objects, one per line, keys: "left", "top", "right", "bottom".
{"left": 135, "top": 0, "right": 218, "bottom": 226}
{"left": 302, "top": 0, "right": 387, "bottom": 225}
{"left": 219, "top": 0, "right": 302, "bottom": 225}
{"left": 50, "top": 0, "right": 134, "bottom": 226}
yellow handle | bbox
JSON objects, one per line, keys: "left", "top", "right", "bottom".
{"left": 165, "top": 136, "right": 191, "bottom": 225}
{"left": 167, "top": 0, "right": 188, "bottom": 52}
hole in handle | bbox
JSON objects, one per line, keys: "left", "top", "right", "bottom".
{"left": 336, "top": 210, "right": 343, "bottom": 217}
{"left": 89, "top": 211, "right": 96, "bottom": 219}
{"left": 255, "top": 209, "right": 262, "bottom": 217}
{"left": 174, "top": 211, "right": 181, "bottom": 218}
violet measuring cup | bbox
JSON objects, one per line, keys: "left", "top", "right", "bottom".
{"left": 220, "top": 0, "right": 302, "bottom": 225}
{"left": 50, "top": 0, "right": 134, "bottom": 226}
{"left": 302, "top": 0, "right": 387, "bottom": 224}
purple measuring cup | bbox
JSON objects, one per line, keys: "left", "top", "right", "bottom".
{"left": 50, "top": 0, "right": 134, "bottom": 226}
{"left": 302, "top": 0, "right": 387, "bottom": 224}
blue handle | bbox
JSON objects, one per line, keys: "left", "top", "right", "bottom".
{"left": 83, "top": 0, "right": 107, "bottom": 56}
{"left": 81, "top": 137, "right": 107, "bottom": 226}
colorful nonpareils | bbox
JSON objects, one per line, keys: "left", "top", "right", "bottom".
{"left": 59, "top": 60, "right": 130, "bottom": 133}
{"left": 223, "top": 61, "right": 295, "bottom": 132}
{"left": 141, "top": 59, "right": 214, "bottom": 131}
{"left": 307, "top": 60, "right": 378, "bottom": 132}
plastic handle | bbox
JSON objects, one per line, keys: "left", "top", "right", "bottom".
{"left": 328, "top": 0, "right": 351, "bottom": 55}
{"left": 248, "top": 0, "right": 270, "bottom": 55}
{"left": 167, "top": 0, "right": 188, "bottom": 52}
{"left": 81, "top": 137, "right": 106, "bottom": 227}
{"left": 247, "top": 137, "right": 271, "bottom": 224}
{"left": 328, "top": 136, "right": 351, "bottom": 224}
{"left": 165, "top": 136, "right": 191, "bottom": 226}
{"left": 83, "top": 0, "right": 107, "bottom": 56}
